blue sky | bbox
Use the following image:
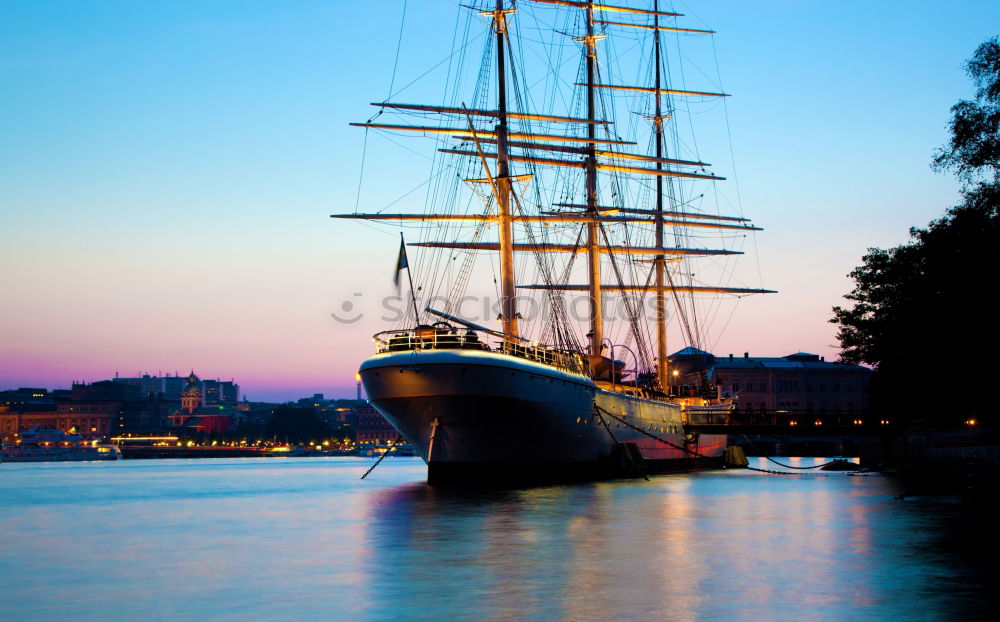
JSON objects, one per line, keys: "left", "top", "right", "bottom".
{"left": 2, "top": 1, "right": 997, "bottom": 400}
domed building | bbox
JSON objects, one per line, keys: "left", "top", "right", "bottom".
{"left": 180, "top": 371, "right": 203, "bottom": 414}
{"left": 169, "top": 371, "right": 234, "bottom": 434}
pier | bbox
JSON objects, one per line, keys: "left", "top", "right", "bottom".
{"left": 687, "top": 410, "right": 898, "bottom": 437}
{"left": 118, "top": 446, "right": 267, "bottom": 459}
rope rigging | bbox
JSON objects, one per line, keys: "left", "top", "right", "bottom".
{"left": 348, "top": 0, "right": 771, "bottom": 366}
{"left": 594, "top": 406, "right": 850, "bottom": 476}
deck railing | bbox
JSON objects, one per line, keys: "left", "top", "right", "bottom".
{"left": 373, "top": 327, "right": 589, "bottom": 375}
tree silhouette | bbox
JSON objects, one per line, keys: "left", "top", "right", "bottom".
{"left": 933, "top": 37, "right": 1000, "bottom": 185}
{"left": 264, "top": 405, "right": 333, "bottom": 444}
{"left": 832, "top": 37, "right": 1000, "bottom": 424}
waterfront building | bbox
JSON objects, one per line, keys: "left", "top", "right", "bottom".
{"left": 2, "top": 371, "right": 244, "bottom": 442}
{"left": 355, "top": 405, "right": 396, "bottom": 445}
{"left": 112, "top": 373, "right": 188, "bottom": 406}
{"left": 671, "top": 348, "right": 871, "bottom": 416}
{"left": 168, "top": 372, "right": 234, "bottom": 434}
{"left": 113, "top": 372, "right": 239, "bottom": 408}
{"left": 180, "top": 372, "right": 202, "bottom": 412}
{"left": 202, "top": 379, "right": 239, "bottom": 406}
{"left": 0, "top": 402, "right": 116, "bottom": 440}
{"left": 0, "top": 387, "right": 53, "bottom": 403}
{"left": 1, "top": 381, "right": 168, "bottom": 441}
{"left": 297, "top": 393, "right": 326, "bottom": 408}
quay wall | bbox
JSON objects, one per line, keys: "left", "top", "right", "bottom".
{"left": 859, "top": 433, "right": 1000, "bottom": 494}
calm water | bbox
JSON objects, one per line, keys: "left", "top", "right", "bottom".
{"left": 0, "top": 457, "right": 993, "bottom": 621}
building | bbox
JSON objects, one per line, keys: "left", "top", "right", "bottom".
{"left": 112, "top": 373, "right": 187, "bottom": 405}
{"left": 0, "top": 402, "right": 117, "bottom": 440}
{"left": 168, "top": 371, "right": 234, "bottom": 435}
{"left": 317, "top": 399, "right": 366, "bottom": 428}
{"left": 355, "top": 405, "right": 397, "bottom": 445}
{"left": 180, "top": 372, "right": 202, "bottom": 412}
{"left": 202, "top": 379, "right": 239, "bottom": 406}
{"left": 2, "top": 370, "right": 243, "bottom": 441}
{"left": 297, "top": 393, "right": 326, "bottom": 408}
{"left": 0, "top": 387, "right": 53, "bottom": 403}
{"left": 1, "top": 381, "right": 168, "bottom": 441}
{"left": 113, "top": 372, "right": 239, "bottom": 409}
{"left": 671, "top": 348, "right": 871, "bottom": 418}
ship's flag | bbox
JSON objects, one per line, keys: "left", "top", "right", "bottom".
{"left": 394, "top": 234, "right": 408, "bottom": 289}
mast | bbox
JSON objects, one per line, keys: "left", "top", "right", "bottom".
{"left": 584, "top": 0, "right": 603, "bottom": 360}
{"left": 493, "top": 0, "right": 518, "bottom": 337}
{"left": 341, "top": 1, "right": 776, "bottom": 363}
{"left": 653, "top": 0, "right": 668, "bottom": 391}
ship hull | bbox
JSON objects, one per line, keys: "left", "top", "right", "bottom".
{"left": 359, "top": 349, "right": 726, "bottom": 484}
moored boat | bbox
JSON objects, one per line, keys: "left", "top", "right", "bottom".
{"left": 1, "top": 426, "right": 121, "bottom": 462}
{"left": 335, "top": 1, "right": 772, "bottom": 484}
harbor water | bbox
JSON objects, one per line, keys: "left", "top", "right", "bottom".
{"left": 0, "top": 457, "right": 993, "bottom": 620}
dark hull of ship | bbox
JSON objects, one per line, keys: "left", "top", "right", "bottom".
{"left": 359, "top": 350, "right": 726, "bottom": 485}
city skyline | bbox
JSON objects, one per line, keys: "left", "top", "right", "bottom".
{"left": 3, "top": 0, "right": 999, "bottom": 401}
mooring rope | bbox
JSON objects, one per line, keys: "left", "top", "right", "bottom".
{"left": 360, "top": 434, "right": 407, "bottom": 480}
{"left": 595, "top": 405, "right": 710, "bottom": 458}
{"left": 739, "top": 434, "right": 845, "bottom": 470}
{"left": 592, "top": 408, "right": 650, "bottom": 481}
{"left": 594, "top": 405, "right": 848, "bottom": 476}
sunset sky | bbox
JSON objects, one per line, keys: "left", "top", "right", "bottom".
{"left": 3, "top": 0, "right": 998, "bottom": 401}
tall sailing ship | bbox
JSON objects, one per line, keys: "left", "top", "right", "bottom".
{"left": 333, "top": 0, "right": 773, "bottom": 483}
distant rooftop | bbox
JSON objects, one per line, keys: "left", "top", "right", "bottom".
{"left": 670, "top": 349, "right": 866, "bottom": 372}
{"left": 668, "top": 347, "right": 716, "bottom": 364}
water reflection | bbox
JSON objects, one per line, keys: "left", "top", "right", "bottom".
{"left": 0, "top": 457, "right": 994, "bottom": 620}
{"left": 360, "top": 460, "right": 995, "bottom": 620}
